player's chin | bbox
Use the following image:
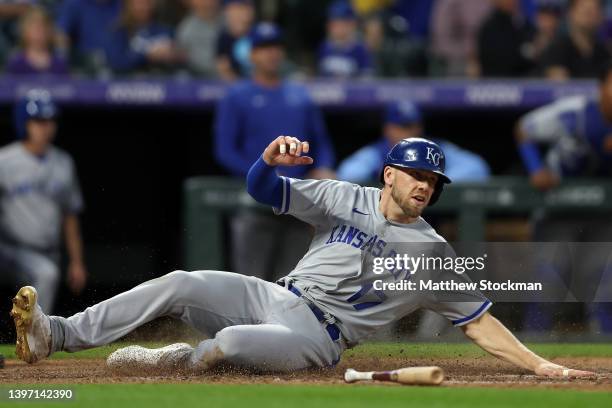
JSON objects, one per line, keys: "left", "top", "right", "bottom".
{"left": 400, "top": 202, "right": 424, "bottom": 218}
{"left": 405, "top": 198, "right": 427, "bottom": 212}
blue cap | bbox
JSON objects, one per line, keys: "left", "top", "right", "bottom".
{"left": 249, "top": 22, "right": 283, "bottom": 48}
{"left": 385, "top": 101, "right": 422, "bottom": 126}
{"left": 14, "top": 90, "right": 58, "bottom": 139}
{"left": 327, "top": 0, "right": 356, "bottom": 20}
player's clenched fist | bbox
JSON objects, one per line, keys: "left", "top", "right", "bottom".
{"left": 262, "top": 136, "right": 314, "bottom": 167}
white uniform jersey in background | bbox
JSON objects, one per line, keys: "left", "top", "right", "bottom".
{"left": 0, "top": 142, "right": 83, "bottom": 250}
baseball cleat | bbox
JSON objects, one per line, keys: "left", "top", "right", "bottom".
{"left": 10, "top": 286, "right": 51, "bottom": 364}
{"left": 106, "top": 343, "right": 199, "bottom": 375}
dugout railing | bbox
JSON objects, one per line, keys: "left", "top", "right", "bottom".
{"left": 183, "top": 177, "right": 612, "bottom": 270}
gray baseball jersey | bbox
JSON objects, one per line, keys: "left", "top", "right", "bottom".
{"left": 0, "top": 142, "right": 83, "bottom": 250}
{"left": 275, "top": 177, "right": 491, "bottom": 343}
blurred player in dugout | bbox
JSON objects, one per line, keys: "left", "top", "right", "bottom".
{"left": 214, "top": 22, "right": 336, "bottom": 281}
{"left": 516, "top": 63, "right": 612, "bottom": 333}
{"left": 0, "top": 91, "right": 87, "bottom": 313}
{"left": 337, "top": 100, "right": 491, "bottom": 183}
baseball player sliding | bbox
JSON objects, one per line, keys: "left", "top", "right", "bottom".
{"left": 11, "top": 136, "right": 594, "bottom": 378}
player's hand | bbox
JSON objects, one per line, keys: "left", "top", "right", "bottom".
{"left": 263, "top": 136, "right": 314, "bottom": 167}
{"left": 68, "top": 260, "right": 87, "bottom": 295}
{"left": 534, "top": 362, "right": 596, "bottom": 379}
{"left": 530, "top": 168, "right": 560, "bottom": 191}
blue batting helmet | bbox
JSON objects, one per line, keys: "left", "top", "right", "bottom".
{"left": 380, "top": 138, "right": 452, "bottom": 206}
{"left": 14, "top": 90, "right": 58, "bottom": 139}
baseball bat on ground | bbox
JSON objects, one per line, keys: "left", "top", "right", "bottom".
{"left": 344, "top": 367, "right": 444, "bottom": 385}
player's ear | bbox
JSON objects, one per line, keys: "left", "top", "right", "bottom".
{"left": 383, "top": 166, "right": 394, "bottom": 187}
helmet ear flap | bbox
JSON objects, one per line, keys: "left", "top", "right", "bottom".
{"left": 428, "top": 181, "right": 444, "bottom": 206}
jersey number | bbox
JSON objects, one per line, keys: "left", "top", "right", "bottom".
{"left": 346, "top": 283, "right": 387, "bottom": 311}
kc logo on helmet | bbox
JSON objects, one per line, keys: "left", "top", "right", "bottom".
{"left": 426, "top": 147, "right": 441, "bottom": 166}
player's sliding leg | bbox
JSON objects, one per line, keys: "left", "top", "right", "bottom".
{"left": 106, "top": 323, "right": 337, "bottom": 374}
{"left": 191, "top": 321, "right": 341, "bottom": 372}
{"left": 11, "top": 270, "right": 341, "bottom": 373}
{"left": 106, "top": 280, "right": 343, "bottom": 373}
{"left": 10, "top": 286, "right": 50, "bottom": 364}
{"left": 106, "top": 343, "right": 197, "bottom": 375}
{"left": 11, "top": 270, "right": 266, "bottom": 364}
{"left": 108, "top": 301, "right": 342, "bottom": 373}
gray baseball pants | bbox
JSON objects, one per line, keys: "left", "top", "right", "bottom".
{"left": 0, "top": 241, "right": 59, "bottom": 313}
{"left": 49, "top": 270, "right": 344, "bottom": 371}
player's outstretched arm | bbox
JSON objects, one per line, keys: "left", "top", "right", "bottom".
{"left": 246, "top": 136, "right": 313, "bottom": 208}
{"left": 461, "top": 312, "right": 596, "bottom": 378}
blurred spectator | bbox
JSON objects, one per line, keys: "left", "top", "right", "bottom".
{"left": 352, "top": 0, "right": 393, "bottom": 16}
{"left": 539, "top": 0, "right": 609, "bottom": 80}
{"left": 515, "top": 64, "right": 612, "bottom": 333}
{"left": 388, "top": 0, "right": 434, "bottom": 40}
{"left": 157, "top": 0, "right": 189, "bottom": 26}
{"left": 602, "top": 0, "right": 612, "bottom": 46}
{"left": 0, "top": 91, "right": 87, "bottom": 313}
{"left": 338, "top": 100, "right": 490, "bottom": 183}
{"left": 177, "top": 0, "right": 221, "bottom": 77}
{"left": 5, "top": 6, "right": 69, "bottom": 76}
{"left": 527, "top": 0, "right": 563, "bottom": 64}
{"left": 362, "top": 13, "right": 387, "bottom": 75}
{"left": 317, "top": 0, "right": 372, "bottom": 78}
{"left": 215, "top": 0, "right": 254, "bottom": 81}
{"left": 104, "top": 0, "right": 183, "bottom": 75}
{"left": 0, "top": 1, "right": 32, "bottom": 22}
{"left": 363, "top": 12, "right": 428, "bottom": 77}
{"left": 215, "top": 22, "right": 335, "bottom": 281}
{"left": 430, "top": 0, "right": 491, "bottom": 77}
{"left": 0, "top": 1, "right": 35, "bottom": 65}
{"left": 275, "top": 0, "right": 334, "bottom": 74}
{"left": 477, "top": 0, "right": 535, "bottom": 77}
{"left": 56, "top": 0, "right": 121, "bottom": 73}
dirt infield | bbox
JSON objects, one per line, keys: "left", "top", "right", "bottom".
{"left": 2, "top": 355, "right": 611, "bottom": 391}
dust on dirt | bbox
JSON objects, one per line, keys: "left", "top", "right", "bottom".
{"left": 1, "top": 355, "right": 611, "bottom": 391}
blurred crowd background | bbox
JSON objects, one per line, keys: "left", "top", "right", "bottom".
{"left": 0, "top": 0, "right": 610, "bottom": 79}
{"left": 1, "top": 0, "right": 612, "bottom": 343}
